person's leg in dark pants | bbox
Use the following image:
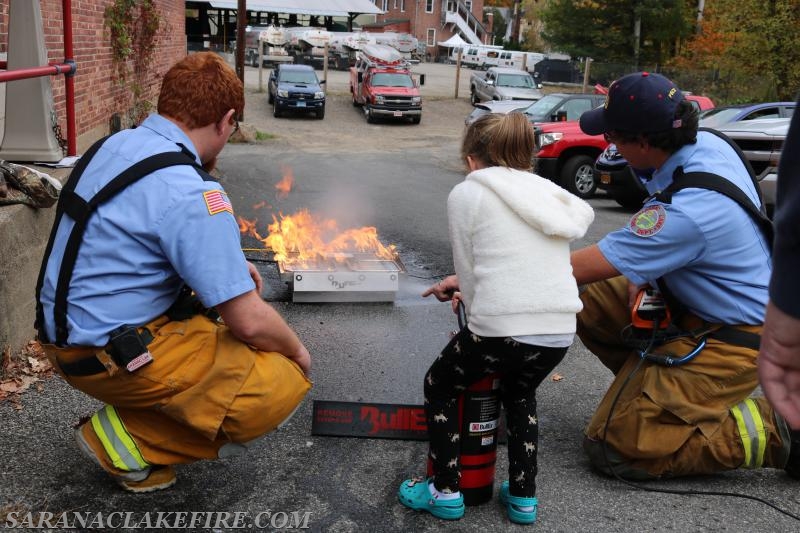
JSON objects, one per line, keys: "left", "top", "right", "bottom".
{"left": 501, "top": 343, "right": 567, "bottom": 498}
{"left": 424, "top": 327, "right": 500, "bottom": 492}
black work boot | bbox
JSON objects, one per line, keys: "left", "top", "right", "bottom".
{"left": 785, "top": 429, "right": 800, "bottom": 479}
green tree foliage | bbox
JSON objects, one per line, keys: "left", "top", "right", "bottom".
{"left": 680, "top": 0, "right": 800, "bottom": 101}
{"left": 538, "top": 0, "right": 692, "bottom": 65}
{"left": 532, "top": 0, "right": 799, "bottom": 102}
{"left": 521, "top": 0, "right": 548, "bottom": 51}
{"left": 489, "top": 7, "right": 509, "bottom": 45}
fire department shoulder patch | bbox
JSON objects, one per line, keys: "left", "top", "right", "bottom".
{"left": 629, "top": 205, "right": 666, "bottom": 237}
{"left": 203, "top": 189, "right": 233, "bottom": 216}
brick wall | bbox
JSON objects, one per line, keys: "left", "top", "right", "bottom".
{"left": 0, "top": 0, "right": 186, "bottom": 150}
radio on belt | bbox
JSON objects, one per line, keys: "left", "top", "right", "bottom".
{"left": 107, "top": 325, "right": 154, "bottom": 372}
{"left": 631, "top": 288, "right": 671, "bottom": 329}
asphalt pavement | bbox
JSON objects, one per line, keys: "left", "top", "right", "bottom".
{"left": 1, "top": 63, "right": 799, "bottom": 532}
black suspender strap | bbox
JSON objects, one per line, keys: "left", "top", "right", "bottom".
{"left": 650, "top": 127, "right": 774, "bottom": 329}
{"left": 34, "top": 135, "right": 109, "bottom": 342}
{"left": 37, "top": 141, "right": 200, "bottom": 346}
{"left": 654, "top": 168, "right": 774, "bottom": 250}
{"left": 698, "top": 126, "right": 766, "bottom": 208}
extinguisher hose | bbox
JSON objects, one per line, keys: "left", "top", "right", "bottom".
{"left": 599, "top": 325, "right": 800, "bottom": 520}
{"left": 457, "top": 299, "right": 467, "bottom": 330}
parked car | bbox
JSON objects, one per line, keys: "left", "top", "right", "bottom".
{"left": 596, "top": 117, "right": 789, "bottom": 215}
{"left": 464, "top": 99, "right": 536, "bottom": 126}
{"left": 593, "top": 145, "right": 651, "bottom": 208}
{"left": 717, "top": 117, "right": 790, "bottom": 216}
{"left": 465, "top": 92, "right": 605, "bottom": 126}
{"left": 593, "top": 94, "right": 716, "bottom": 208}
{"left": 698, "top": 101, "right": 795, "bottom": 128}
{"left": 469, "top": 67, "right": 543, "bottom": 105}
{"left": 533, "top": 119, "right": 607, "bottom": 199}
{"left": 350, "top": 44, "right": 424, "bottom": 124}
{"left": 268, "top": 64, "right": 326, "bottom": 119}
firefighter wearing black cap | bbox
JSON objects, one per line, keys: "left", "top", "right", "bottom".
{"left": 429, "top": 71, "right": 798, "bottom": 480}
{"left": 572, "top": 71, "right": 797, "bottom": 479}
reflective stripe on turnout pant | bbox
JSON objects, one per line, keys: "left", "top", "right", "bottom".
{"left": 576, "top": 276, "right": 790, "bottom": 478}
{"left": 44, "top": 314, "right": 312, "bottom": 466}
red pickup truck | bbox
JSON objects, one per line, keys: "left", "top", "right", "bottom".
{"left": 533, "top": 93, "right": 715, "bottom": 200}
{"left": 350, "top": 44, "right": 423, "bottom": 124}
{"left": 533, "top": 120, "right": 607, "bottom": 199}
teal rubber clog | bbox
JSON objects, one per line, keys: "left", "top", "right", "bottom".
{"left": 398, "top": 476, "right": 465, "bottom": 520}
{"left": 499, "top": 480, "right": 538, "bottom": 524}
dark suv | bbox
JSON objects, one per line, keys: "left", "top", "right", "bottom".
{"left": 268, "top": 64, "right": 326, "bottom": 119}
{"left": 595, "top": 118, "right": 789, "bottom": 215}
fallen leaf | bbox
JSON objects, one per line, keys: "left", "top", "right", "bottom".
{"left": 0, "top": 380, "right": 21, "bottom": 393}
{"left": 0, "top": 338, "right": 55, "bottom": 406}
{"left": 551, "top": 373, "right": 564, "bottom": 382}
{"left": 28, "top": 356, "right": 52, "bottom": 373}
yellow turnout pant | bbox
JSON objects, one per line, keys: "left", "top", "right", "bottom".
{"left": 45, "top": 314, "right": 312, "bottom": 467}
{"left": 577, "top": 277, "right": 789, "bottom": 478}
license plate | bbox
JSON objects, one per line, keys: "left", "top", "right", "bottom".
{"left": 393, "top": 111, "right": 402, "bottom": 117}
{"left": 296, "top": 101, "right": 306, "bottom": 107}
{"left": 600, "top": 173, "right": 611, "bottom": 185}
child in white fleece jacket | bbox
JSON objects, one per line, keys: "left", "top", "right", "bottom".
{"left": 399, "top": 113, "right": 594, "bottom": 524}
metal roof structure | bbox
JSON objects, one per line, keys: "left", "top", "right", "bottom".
{"left": 202, "top": 0, "right": 383, "bottom": 17}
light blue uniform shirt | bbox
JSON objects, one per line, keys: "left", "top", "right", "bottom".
{"left": 598, "top": 131, "right": 771, "bottom": 325}
{"left": 40, "top": 114, "right": 254, "bottom": 346}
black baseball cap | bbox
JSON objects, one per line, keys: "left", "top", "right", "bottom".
{"left": 579, "top": 72, "right": 684, "bottom": 135}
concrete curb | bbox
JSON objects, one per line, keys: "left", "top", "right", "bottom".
{"left": 0, "top": 166, "right": 69, "bottom": 354}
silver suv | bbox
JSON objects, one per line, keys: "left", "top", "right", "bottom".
{"left": 717, "top": 117, "right": 790, "bottom": 216}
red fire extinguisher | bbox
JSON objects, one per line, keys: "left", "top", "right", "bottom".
{"left": 428, "top": 374, "right": 502, "bottom": 506}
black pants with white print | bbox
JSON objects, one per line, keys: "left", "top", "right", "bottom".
{"left": 425, "top": 326, "right": 568, "bottom": 497}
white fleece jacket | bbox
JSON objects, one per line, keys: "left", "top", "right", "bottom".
{"left": 448, "top": 166, "right": 595, "bottom": 337}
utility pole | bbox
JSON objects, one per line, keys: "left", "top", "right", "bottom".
{"left": 510, "top": 0, "right": 522, "bottom": 46}
{"left": 696, "top": 0, "right": 705, "bottom": 33}
{"left": 236, "top": 0, "right": 245, "bottom": 89}
{"left": 633, "top": 6, "right": 641, "bottom": 70}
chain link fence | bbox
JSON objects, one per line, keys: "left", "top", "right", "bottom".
{"left": 581, "top": 61, "right": 778, "bottom": 105}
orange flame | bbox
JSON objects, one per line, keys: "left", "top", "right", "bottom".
{"left": 238, "top": 216, "right": 260, "bottom": 238}
{"left": 275, "top": 166, "right": 294, "bottom": 199}
{"left": 239, "top": 165, "right": 395, "bottom": 270}
{"left": 239, "top": 209, "right": 396, "bottom": 269}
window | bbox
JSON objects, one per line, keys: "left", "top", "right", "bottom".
{"left": 559, "top": 99, "right": 593, "bottom": 121}
{"left": 371, "top": 73, "right": 414, "bottom": 87}
{"left": 496, "top": 74, "right": 535, "bottom": 88}
{"left": 394, "top": 0, "right": 398, "bottom": 9}
{"left": 743, "top": 108, "right": 780, "bottom": 121}
{"left": 400, "top": 0, "right": 405, "bottom": 12}
{"left": 426, "top": 0, "right": 434, "bottom": 13}
{"left": 381, "top": 0, "right": 388, "bottom": 11}
{"left": 426, "top": 28, "right": 436, "bottom": 46}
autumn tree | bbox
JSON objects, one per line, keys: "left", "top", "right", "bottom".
{"left": 675, "top": 0, "right": 800, "bottom": 101}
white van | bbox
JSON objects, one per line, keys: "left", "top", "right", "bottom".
{"left": 483, "top": 50, "right": 545, "bottom": 72}
{"left": 459, "top": 44, "right": 503, "bottom": 69}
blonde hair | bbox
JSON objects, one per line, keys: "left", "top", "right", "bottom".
{"left": 461, "top": 112, "right": 535, "bottom": 171}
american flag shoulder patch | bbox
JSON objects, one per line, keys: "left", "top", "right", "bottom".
{"left": 203, "top": 189, "right": 234, "bottom": 216}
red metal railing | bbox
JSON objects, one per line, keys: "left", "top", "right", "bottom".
{"left": 0, "top": 0, "right": 76, "bottom": 155}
